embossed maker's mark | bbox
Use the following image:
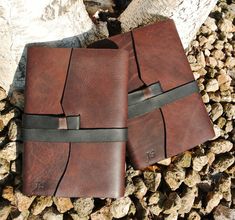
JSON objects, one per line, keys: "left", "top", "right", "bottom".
{"left": 146, "top": 149, "right": 156, "bottom": 163}
{"left": 32, "top": 181, "right": 46, "bottom": 192}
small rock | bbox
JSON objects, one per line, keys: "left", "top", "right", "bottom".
{"left": 209, "top": 92, "right": 221, "bottom": 102}
{"left": 217, "top": 117, "right": 226, "bottom": 129}
{"left": 163, "top": 192, "right": 181, "bottom": 214}
{"left": 224, "top": 103, "right": 235, "bottom": 119}
{"left": 133, "top": 177, "right": 148, "bottom": 199}
{"left": 197, "top": 51, "right": 206, "bottom": 67}
{"left": 178, "top": 186, "right": 198, "bottom": 215}
{"left": 206, "top": 57, "right": 217, "bottom": 68}
{"left": 91, "top": 206, "right": 112, "bottom": 220}
{"left": 110, "top": 197, "right": 131, "bottom": 219}
{"left": 225, "top": 57, "right": 235, "bottom": 69}
{"left": 10, "top": 90, "right": 24, "bottom": 110}
{"left": 212, "top": 49, "right": 225, "bottom": 60}
{"left": 213, "top": 153, "right": 234, "bottom": 173}
{"left": 0, "top": 206, "right": 11, "bottom": 219}
{"left": 213, "top": 204, "right": 235, "bottom": 220}
{"left": 31, "top": 196, "right": 53, "bottom": 215}
{"left": 143, "top": 171, "right": 161, "bottom": 192}
{"left": 197, "top": 68, "right": 207, "bottom": 76}
{"left": 210, "top": 103, "right": 223, "bottom": 121}
{"left": 0, "top": 158, "right": 10, "bottom": 176}
{"left": 0, "top": 108, "right": 21, "bottom": 131}
{"left": 184, "top": 169, "right": 201, "bottom": 187}
{"left": 206, "top": 104, "right": 212, "bottom": 113}
{"left": 205, "top": 192, "right": 223, "bottom": 214}
{"left": 0, "top": 142, "right": 22, "bottom": 162}
{"left": 0, "top": 87, "right": 7, "bottom": 101}
{"left": 212, "top": 124, "right": 221, "bottom": 139}
{"left": 209, "top": 139, "right": 233, "bottom": 154}
{"left": 187, "top": 55, "right": 196, "bottom": 63}
{"left": 207, "top": 152, "right": 215, "bottom": 165}
{"left": 2, "top": 186, "right": 15, "bottom": 204}
{"left": 15, "top": 191, "right": 35, "bottom": 212}
{"left": 191, "top": 40, "right": 199, "bottom": 47}
{"left": 43, "top": 208, "right": 63, "bottom": 220}
{"left": 214, "top": 40, "right": 224, "bottom": 51}
{"left": 149, "top": 192, "right": 166, "bottom": 216}
{"left": 190, "top": 63, "right": 202, "bottom": 71}
{"left": 13, "top": 210, "right": 30, "bottom": 220}
{"left": 201, "top": 91, "right": 209, "bottom": 103}
{"left": 164, "top": 211, "right": 178, "bottom": 220}
{"left": 8, "top": 119, "right": 22, "bottom": 141}
{"left": 126, "top": 166, "right": 141, "bottom": 179}
{"left": 204, "top": 49, "right": 210, "bottom": 56}
{"left": 204, "top": 17, "right": 217, "bottom": 31}
{"left": 70, "top": 214, "right": 89, "bottom": 220}
{"left": 148, "top": 191, "right": 165, "bottom": 206}
{"left": 174, "top": 151, "right": 192, "bottom": 168}
{"left": 205, "top": 79, "right": 219, "bottom": 92}
{"left": 217, "top": 73, "right": 232, "bottom": 91}
{"left": 53, "top": 197, "right": 73, "bottom": 213}
{"left": 217, "top": 174, "right": 231, "bottom": 202}
{"left": 0, "top": 101, "right": 7, "bottom": 111}
{"left": 164, "top": 165, "right": 185, "bottom": 191}
{"left": 218, "top": 19, "right": 233, "bottom": 32}
{"left": 157, "top": 157, "right": 171, "bottom": 166}
{"left": 187, "top": 211, "right": 201, "bottom": 220}
{"left": 225, "top": 120, "right": 233, "bottom": 133}
{"left": 124, "top": 178, "right": 135, "bottom": 196}
{"left": 192, "top": 155, "right": 208, "bottom": 171}
{"left": 73, "top": 198, "right": 94, "bottom": 218}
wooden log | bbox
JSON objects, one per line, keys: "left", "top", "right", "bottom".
{"left": 0, "top": 0, "right": 108, "bottom": 93}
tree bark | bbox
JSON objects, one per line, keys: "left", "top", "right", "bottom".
{"left": 119, "top": 0, "right": 218, "bottom": 48}
{"left": 0, "top": 0, "right": 108, "bottom": 93}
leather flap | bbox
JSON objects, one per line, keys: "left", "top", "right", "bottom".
{"left": 132, "top": 19, "right": 194, "bottom": 92}
{"left": 62, "top": 48, "right": 129, "bottom": 128}
{"left": 25, "top": 47, "right": 72, "bottom": 114}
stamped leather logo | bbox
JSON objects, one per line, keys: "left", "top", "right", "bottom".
{"left": 33, "top": 181, "right": 46, "bottom": 191}
{"left": 146, "top": 149, "right": 156, "bottom": 163}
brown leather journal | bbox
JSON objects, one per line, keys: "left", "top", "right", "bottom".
{"left": 23, "top": 47, "right": 129, "bottom": 197}
{"left": 89, "top": 19, "right": 215, "bottom": 169}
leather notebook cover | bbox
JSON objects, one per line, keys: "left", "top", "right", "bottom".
{"left": 89, "top": 19, "right": 215, "bottom": 169}
{"left": 23, "top": 47, "right": 129, "bottom": 197}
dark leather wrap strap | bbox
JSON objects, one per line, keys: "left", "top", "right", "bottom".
{"left": 23, "top": 114, "right": 127, "bottom": 142}
{"left": 128, "top": 81, "right": 199, "bottom": 118}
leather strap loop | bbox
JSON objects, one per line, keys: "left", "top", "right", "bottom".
{"left": 23, "top": 128, "right": 127, "bottom": 143}
{"left": 128, "top": 81, "right": 199, "bottom": 118}
{"left": 23, "top": 114, "right": 127, "bottom": 142}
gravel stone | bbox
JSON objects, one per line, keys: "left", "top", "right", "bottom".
{"left": 192, "top": 155, "right": 209, "bottom": 171}
{"left": 0, "top": 142, "right": 22, "bottom": 162}
{"left": 210, "top": 103, "right": 223, "bottom": 121}
{"left": 205, "top": 79, "right": 219, "bottom": 92}
{"left": 164, "top": 165, "right": 185, "bottom": 190}
{"left": 31, "top": 196, "right": 53, "bottom": 215}
{"left": 143, "top": 171, "right": 161, "bottom": 192}
{"left": 110, "top": 197, "right": 131, "bottom": 218}
{"left": 73, "top": 198, "right": 94, "bottom": 218}
{"left": 205, "top": 192, "right": 223, "bottom": 214}
{"left": 209, "top": 139, "right": 233, "bottom": 154}
{"left": 213, "top": 153, "right": 234, "bottom": 173}
{"left": 53, "top": 197, "right": 73, "bottom": 213}
{"left": 213, "top": 204, "right": 235, "bottom": 220}
{"left": 184, "top": 169, "right": 201, "bottom": 187}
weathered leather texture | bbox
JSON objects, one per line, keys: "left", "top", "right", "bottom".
{"left": 89, "top": 19, "right": 215, "bottom": 169}
{"left": 23, "top": 47, "right": 129, "bottom": 198}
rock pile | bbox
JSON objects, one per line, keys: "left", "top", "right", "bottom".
{"left": 0, "top": 1, "right": 234, "bottom": 219}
